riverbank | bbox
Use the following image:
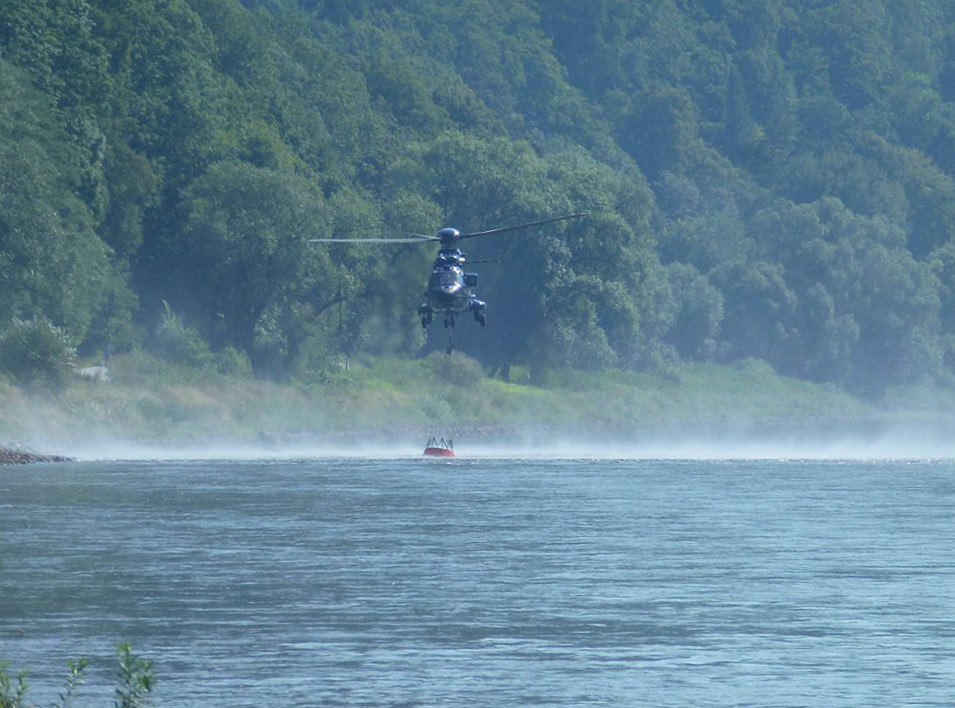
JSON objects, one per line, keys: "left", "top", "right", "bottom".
{"left": 2, "top": 351, "right": 955, "bottom": 457}
{"left": 0, "top": 445, "right": 74, "bottom": 465}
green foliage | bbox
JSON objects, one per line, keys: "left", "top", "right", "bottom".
{"left": 153, "top": 302, "right": 214, "bottom": 369}
{"left": 665, "top": 263, "right": 724, "bottom": 360}
{"left": 0, "top": 645, "right": 150, "bottom": 708}
{"left": 51, "top": 658, "right": 88, "bottom": 708}
{"left": 6, "top": 0, "right": 955, "bottom": 396}
{"left": 426, "top": 351, "right": 485, "bottom": 387}
{"left": 0, "top": 661, "right": 29, "bottom": 708}
{"left": 115, "top": 644, "right": 153, "bottom": 708}
{"left": 0, "top": 318, "right": 77, "bottom": 392}
{"left": 215, "top": 345, "right": 254, "bottom": 376}
{"left": 0, "top": 61, "right": 117, "bottom": 344}
{"left": 178, "top": 161, "right": 331, "bottom": 356}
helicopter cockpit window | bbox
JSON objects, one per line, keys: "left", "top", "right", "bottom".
{"left": 432, "top": 269, "right": 463, "bottom": 288}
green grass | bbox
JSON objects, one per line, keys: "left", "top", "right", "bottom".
{"left": 4, "top": 350, "right": 950, "bottom": 448}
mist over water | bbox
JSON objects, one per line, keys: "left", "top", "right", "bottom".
{"left": 46, "top": 417, "right": 955, "bottom": 462}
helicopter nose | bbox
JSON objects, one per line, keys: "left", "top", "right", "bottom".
{"left": 436, "top": 283, "right": 460, "bottom": 296}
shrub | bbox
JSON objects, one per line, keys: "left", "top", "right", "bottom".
{"left": 0, "top": 318, "right": 76, "bottom": 392}
{"left": 152, "top": 302, "right": 214, "bottom": 369}
{"left": 215, "top": 345, "right": 253, "bottom": 376}
{"left": 426, "top": 351, "right": 485, "bottom": 387}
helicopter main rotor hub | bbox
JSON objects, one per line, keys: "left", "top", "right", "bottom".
{"left": 437, "top": 227, "right": 461, "bottom": 246}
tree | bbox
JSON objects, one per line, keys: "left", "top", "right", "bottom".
{"left": 712, "top": 260, "right": 797, "bottom": 366}
{"left": 0, "top": 82, "right": 115, "bottom": 345}
{"left": 178, "top": 161, "right": 334, "bottom": 372}
{"left": 616, "top": 83, "right": 701, "bottom": 180}
{"left": 664, "top": 263, "right": 724, "bottom": 360}
{"left": 851, "top": 245, "right": 941, "bottom": 390}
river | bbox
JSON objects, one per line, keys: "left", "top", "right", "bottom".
{"left": 2, "top": 454, "right": 955, "bottom": 706}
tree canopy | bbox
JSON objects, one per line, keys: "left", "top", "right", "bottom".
{"left": 4, "top": 0, "right": 955, "bottom": 393}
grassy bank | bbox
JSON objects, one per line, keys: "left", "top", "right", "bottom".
{"left": 5, "top": 350, "right": 955, "bottom": 454}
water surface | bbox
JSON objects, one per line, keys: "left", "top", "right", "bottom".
{"left": 2, "top": 457, "right": 954, "bottom": 706}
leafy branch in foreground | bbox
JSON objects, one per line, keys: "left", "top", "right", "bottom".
{"left": 0, "top": 663, "right": 29, "bottom": 708}
{"left": 52, "top": 659, "right": 87, "bottom": 708}
{"left": 115, "top": 644, "right": 153, "bottom": 708}
{"left": 0, "top": 645, "right": 153, "bottom": 708}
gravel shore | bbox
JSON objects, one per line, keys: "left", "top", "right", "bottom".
{"left": 0, "top": 445, "right": 74, "bottom": 465}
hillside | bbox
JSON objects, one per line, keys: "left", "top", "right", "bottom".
{"left": 4, "top": 1, "right": 955, "bottom": 398}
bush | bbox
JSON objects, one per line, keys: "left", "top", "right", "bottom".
{"left": 152, "top": 302, "right": 214, "bottom": 369}
{"left": 215, "top": 345, "right": 253, "bottom": 376}
{"left": 0, "top": 318, "right": 76, "bottom": 392}
{"left": 426, "top": 351, "right": 485, "bottom": 387}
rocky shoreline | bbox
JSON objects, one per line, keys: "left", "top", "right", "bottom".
{"left": 0, "top": 445, "right": 74, "bottom": 465}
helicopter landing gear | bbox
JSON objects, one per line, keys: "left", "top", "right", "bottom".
{"left": 418, "top": 303, "right": 433, "bottom": 329}
{"left": 472, "top": 300, "right": 487, "bottom": 327}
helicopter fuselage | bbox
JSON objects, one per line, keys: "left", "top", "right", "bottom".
{"left": 419, "top": 247, "right": 485, "bottom": 328}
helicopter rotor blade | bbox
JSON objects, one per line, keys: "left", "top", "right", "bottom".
{"left": 461, "top": 212, "right": 587, "bottom": 240}
{"left": 308, "top": 235, "right": 438, "bottom": 244}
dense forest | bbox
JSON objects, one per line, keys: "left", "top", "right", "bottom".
{"left": 3, "top": 0, "right": 955, "bottom": 395}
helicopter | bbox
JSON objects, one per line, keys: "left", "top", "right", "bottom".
{"left": 309, "top": 213, "right": 586, "bottom": 329}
